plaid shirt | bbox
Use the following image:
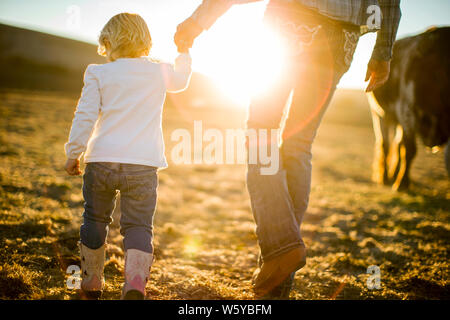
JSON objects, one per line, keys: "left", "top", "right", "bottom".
{"left": 190, "top": 0, "right": 401, "bottom": 60}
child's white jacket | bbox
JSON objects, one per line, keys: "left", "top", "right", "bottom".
{"left": 65, "top": 53, "right": 192, "bottom": 168}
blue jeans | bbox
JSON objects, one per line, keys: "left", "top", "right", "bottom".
{"left": 247, "top": 2, "right": 359, "bottom": 261}
{"left": 80, "top": 162, "right": 158, "bottom": 253}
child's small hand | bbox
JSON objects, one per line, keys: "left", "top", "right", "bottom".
{"left": 65, "top": 158, "right": 82, "bottom": 176}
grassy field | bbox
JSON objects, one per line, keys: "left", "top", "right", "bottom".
{"left": 0, "top": 89, "right": 448, "bottom": 300}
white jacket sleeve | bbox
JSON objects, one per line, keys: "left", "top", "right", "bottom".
{"left": 161, "top": 53, "right": 192, "bottom": 93}
{"left": 64, "top": 65, "right": 101, "bottom": 160}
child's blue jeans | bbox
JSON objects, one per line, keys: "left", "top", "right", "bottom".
{"left": 80, "top": 162, "right": 158, "bottom": 253}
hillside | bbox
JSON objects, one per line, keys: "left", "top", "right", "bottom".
{"left": 0, "top": 23, "right": 104, "bottom": 92}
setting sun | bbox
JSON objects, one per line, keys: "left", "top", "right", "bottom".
{"left": 189, "top": 1, "right": 285, "bottom": 105}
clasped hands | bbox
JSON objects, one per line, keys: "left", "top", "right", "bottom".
{"left": 174, "top": 18, "right": 203, "bottom": 53}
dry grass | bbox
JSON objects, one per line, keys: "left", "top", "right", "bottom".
{"left": 0, "top": 89, "right": 448, "bottom": 300}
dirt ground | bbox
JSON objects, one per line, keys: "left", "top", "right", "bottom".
{"left": 0, "top": 89, "right": 448, "bottom": 299}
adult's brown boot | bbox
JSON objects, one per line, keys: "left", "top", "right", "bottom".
{"left": 253, "top": 246, "right": 306, "bottom": 298}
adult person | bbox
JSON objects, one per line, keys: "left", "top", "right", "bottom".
{"left": 175, "top": 0, "right": 401, "bottom": 299}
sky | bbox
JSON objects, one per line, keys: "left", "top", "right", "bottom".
{"left": 0, "top": 0, "right": 449, "bottom": 102}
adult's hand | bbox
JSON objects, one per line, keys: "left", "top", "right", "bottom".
{"left": 174, "top": 18, "right": 203, "bottom": 53}
{"left": 365, "top": 58, "right": 391, "bottom": 92}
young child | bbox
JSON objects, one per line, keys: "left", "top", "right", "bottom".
{"left": 64, "top": 13, "right": 191, "bottom": 299}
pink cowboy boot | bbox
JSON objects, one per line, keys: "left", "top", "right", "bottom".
{"left": 121, "top": 249, "right": 153, "bottom": 300}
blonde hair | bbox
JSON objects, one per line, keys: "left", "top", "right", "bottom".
{"left": 98, "top": 13, "right": 152, "bottom": 61}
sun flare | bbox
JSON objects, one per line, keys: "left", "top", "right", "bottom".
{"left": 190, "top": 1, "right": 286, "bottom": 106}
